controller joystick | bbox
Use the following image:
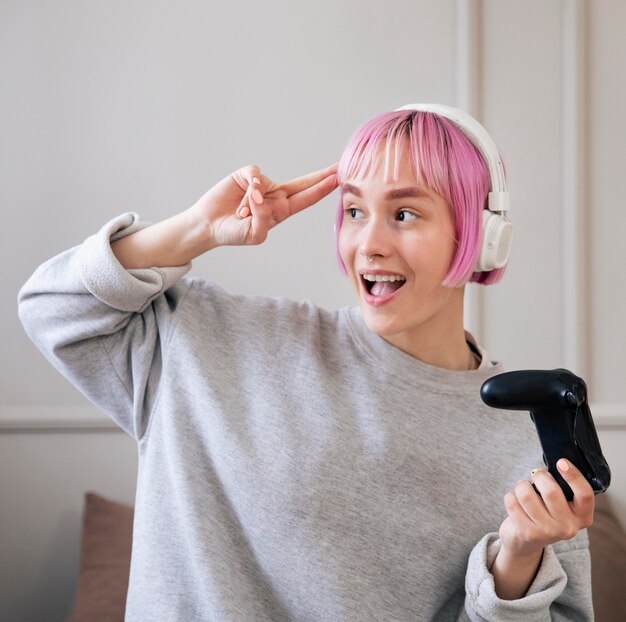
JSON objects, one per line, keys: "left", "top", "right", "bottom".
{"left": 480, "top": 369, "right": 610, "bottom": 501}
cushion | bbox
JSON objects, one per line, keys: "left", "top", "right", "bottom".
{"left": 66, "top": 492, "right": 134, "bottom": 622}
{"left": 588, "top": 492, "right": 626, "bottom": 621}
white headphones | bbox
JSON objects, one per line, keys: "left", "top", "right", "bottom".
{"left": 395, "top": 104, "right": 513, "bottom": 272}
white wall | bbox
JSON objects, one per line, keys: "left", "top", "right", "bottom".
{"left": 2, "top": 1, "right": 625, "bottom": 620}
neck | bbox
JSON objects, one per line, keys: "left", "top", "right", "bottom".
{"left": 381, "top": 288, "right": 477, "bottom": 371}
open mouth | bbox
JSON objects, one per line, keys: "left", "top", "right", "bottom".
{"left": 361, "top": 273, "right": 407, "bottom": 297}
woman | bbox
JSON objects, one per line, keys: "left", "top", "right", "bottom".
{"left": 18, "top": 106, "right": 594, "bottom": 620}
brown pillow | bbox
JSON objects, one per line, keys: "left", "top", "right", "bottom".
{"left": 66, "top": 492, "right": 134, "bottom": 622}
{"left": 588, "top": 493, "right": 626, "bottom": 622}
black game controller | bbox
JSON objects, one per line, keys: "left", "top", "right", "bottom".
{"left": 480, "top": 369, "right": 610, "bottom": 501}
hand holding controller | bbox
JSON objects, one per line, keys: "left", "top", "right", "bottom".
{"left": 480, "top": 368, "right": 611, "bottom": 500}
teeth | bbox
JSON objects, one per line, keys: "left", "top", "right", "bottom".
{"left": 363, "top": 274, "right": 406, "bottom": 283}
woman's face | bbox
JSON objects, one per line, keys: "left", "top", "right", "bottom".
{"left": 338, "top": 154, "right": 464, "bottom": 350}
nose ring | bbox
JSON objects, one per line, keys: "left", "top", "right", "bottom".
{"left": 366, "top": 255, "right": 375, "bottom": 262}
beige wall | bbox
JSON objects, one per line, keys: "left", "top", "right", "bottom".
{"left": 2, "top": 1, "right": 624, "bottom": 619}
{"left": 589, "top": 1, "right": 626, "bottom": 402}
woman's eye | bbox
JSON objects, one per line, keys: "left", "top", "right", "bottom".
{"left": 346, "top": 207, "right": 364, "bottom": 219}
{"left": 397, "top": 210, "right": 418, "bottom": 222}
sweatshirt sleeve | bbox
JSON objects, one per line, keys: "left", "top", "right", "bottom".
{"left": 17, "top": 212, "right": 193, "bottom": 440}
{"left": 458, "top": 528, "right": 593, "bottom": 621}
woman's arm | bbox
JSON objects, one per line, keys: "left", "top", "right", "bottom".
{"left": 110, "top": 207, "right": 216, "bottom": 269}
{"left": 111, "top": 163, "right": 338, "bottom": 269}
{"left": 490, "top": 547, "right": 543, "bottom": 600}
{"left": 19, "top": 163, "right": 337, "bottom": 438}
{"left": 18, "top": 212, "right": 192, "bottom": 438}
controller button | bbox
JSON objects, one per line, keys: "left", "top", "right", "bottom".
{"left": 573, "top": 383, "right": 586, "bottom": 401}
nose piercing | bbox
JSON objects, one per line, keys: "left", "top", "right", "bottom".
{"left": 366, "top": 255, "right": 375, "bottom": 262}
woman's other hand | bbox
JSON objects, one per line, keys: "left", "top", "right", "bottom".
{"left": 491, "top": 458, "right": 595, "bottom": 599}
{"left": 190, "top": 163, "right": 338, "bottom": 248}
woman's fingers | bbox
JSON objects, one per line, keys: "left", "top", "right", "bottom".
{"left": 230, "top": 163, "right": 338, "bottom": 242}
{"left": 286, "top": 169, "right": 339, "bottom": 216}
{"left": 236, "top": 163, "right": 338, "bottom": 222}
{"left": 237, "top": 205, "right": 251, "bottom": 219}
{"left": 553, "top": 459, "right": 595, "bottom": 525}
{"left": 280, "top": 163, "right": 338, "bottom": 197}
{"left": 237, "top": 177, "right": 263, "bottom": 219}
{"left": 247, "top": 179, "right": 275, "bottom": 244}
{"left": 504, "top": 489, "right": 536, "bottom": 531}
{"left": 527, "top": 469, "right": 569, "bottom": 523}
{"left": 530, "top": 462, "right": 594, "bottom": 528}
{"left": 236, "top": 168, "right": 265, "bottom": 220}
{"left": 512, "top": 479, "right": 553, "bottom": 527}
{"left": 502, "top": 459, "right": 595, "bottom": 554}
{"left": 234, "top": 164, "right": 263, "bottom": 188}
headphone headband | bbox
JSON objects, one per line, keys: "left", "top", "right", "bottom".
{"left": 395, "top": 103, "right": 509, "bottom": 215}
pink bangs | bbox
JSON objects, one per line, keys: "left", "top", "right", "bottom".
{"left": 335, "top": 110, "right": 507, "bottom": 286}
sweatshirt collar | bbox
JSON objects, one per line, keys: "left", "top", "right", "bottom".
{"left": 343, "top": 306, "right": 505, "bottom": 389}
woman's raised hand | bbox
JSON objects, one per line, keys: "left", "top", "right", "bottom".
{"left": 191, "top": 163, "right": 338, "bottom": 248}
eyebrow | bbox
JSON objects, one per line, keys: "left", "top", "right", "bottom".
{"left": 341, "top": 183, "right": 432, "bottom": 201}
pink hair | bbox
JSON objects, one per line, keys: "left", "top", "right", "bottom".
{"left": 335, "top": 110, "right": 507, "bottom": 286}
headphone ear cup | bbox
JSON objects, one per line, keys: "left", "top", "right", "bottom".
{"left": 476, "top": 209, "right": 514, "bottom": 272}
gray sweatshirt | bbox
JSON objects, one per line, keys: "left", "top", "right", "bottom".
{"left": 18, "top": 212, "right": 593, "bottom": 621}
